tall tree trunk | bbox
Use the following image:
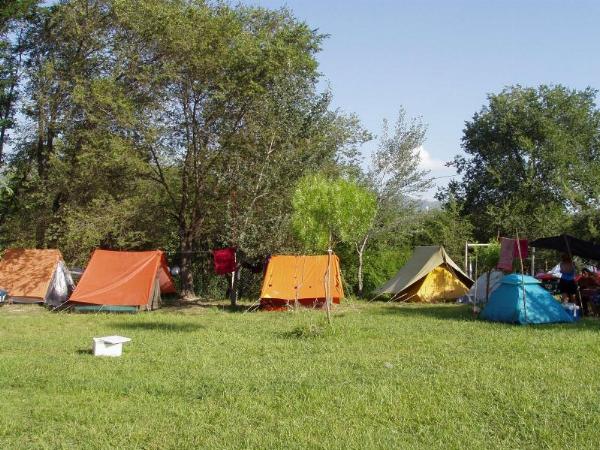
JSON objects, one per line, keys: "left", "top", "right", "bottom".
{"left": 36, "top": 131, "right": 45, "bottom": 180}
{"left": 35, "top": 221, "right": 45, "bottom": 248}
{"left": 0, "top": 30, "right": 24, "bottom": 166}
{"left": 357, "top": 249, "right": 364, "bottom": 296}
{"left": 356, "top": 235, "right": 369, "bottom": 297}
{"left": 34, "top": 118, "right": 52, "bottom": 247}
{"left": 0, "top": 78, "right": 16, "bottom": 166}
{"left": 179, "top": 226, "right": 195, "bottom": 299}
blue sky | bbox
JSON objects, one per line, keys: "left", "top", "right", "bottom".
{"left": 244, "top": 0, "right": 600, "bottom": 198}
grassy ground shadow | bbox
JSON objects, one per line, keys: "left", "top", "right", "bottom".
{"left": 376, "top": 303, "right": 473, "bottom": 321}
{"left": 377, "top": 303, "right": 600, "bottom": 330}
{"left": 161, "top": 299, "right": 259, "bottom": 314}
{"left": 110, "top": 321, "right": 204, "bottom": 332}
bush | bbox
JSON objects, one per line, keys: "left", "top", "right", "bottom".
{"left": 337, "top": 243, "right": 411, "bottom": 297}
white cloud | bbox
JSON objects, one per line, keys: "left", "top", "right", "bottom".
{"left": 414, "top": 146, "right": 457, "bottom": 201}
{"left": 416, "top": 146, "right": 447, "bottom": 172}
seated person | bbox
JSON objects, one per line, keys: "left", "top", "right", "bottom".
{"left": 578, "top": 268, "right": 600, "bottom": 316}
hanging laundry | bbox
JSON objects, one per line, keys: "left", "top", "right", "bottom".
{"left": 497, "top": 238, "right": 514, "bottom": 271}
{"left": 513, "top": 239, "right": 529, "bottom": 258}
{"left": 497, "top": 238, "right": 530, "bottom": 271}
{"left": 212, "top": 248, "right": 237, "bottom": 274}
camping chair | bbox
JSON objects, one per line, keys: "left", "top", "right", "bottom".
{"left": 0, "top": 289, "right": 7, "bottom": 305}
{"left": 589, "top": 292, "right": 600, "bottom": 317}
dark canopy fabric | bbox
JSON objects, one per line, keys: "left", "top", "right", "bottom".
{"left": 530, "top": 234, "right": 600, "bottom": 261}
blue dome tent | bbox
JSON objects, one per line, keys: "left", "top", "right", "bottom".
{"left": 479, "top": 274, "right": 574, "bottom": 324}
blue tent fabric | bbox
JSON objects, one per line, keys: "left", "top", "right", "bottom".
{"left": 479, "top": 274, "right": 574, "bottom": 324}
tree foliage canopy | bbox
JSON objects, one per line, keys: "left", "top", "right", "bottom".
{"left": 291, "top": 174, "right": 377, "bottom": 252}
{"left": 444, "top": 85, "right": 600, "bottom": 240}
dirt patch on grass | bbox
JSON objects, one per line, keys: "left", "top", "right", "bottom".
{"left": 0, "top": 303, "right": 47, "bottom": 315}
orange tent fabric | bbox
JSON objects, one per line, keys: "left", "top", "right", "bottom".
{"left": 260, "top": 255, "right": 344, "bottom": 309}
{"left": 0, "top": 249, "right": 63, "bottom": 301}
{"left": 70, "top": 250, "right": 176, "bottom": 307}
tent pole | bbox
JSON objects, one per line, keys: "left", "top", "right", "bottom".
{"left": 229, "top": 250, "right": 238, "bottom": 307}
{"left": 485, "top": 271, "right": 491, "bottom": 304}
{"left": 325, "top": 247, "right": 332, "bottom": 324}
{"left": 531, "top": 247, "right": 536, "bottom": 276}
{"left": 464, "top": 241, "right": 469, "bottom": 273}
{"left": 294, "top": 256, "right": 304, "bottom": 311}
{"left": 516, "top": 231, "right": 528, "bottom": 323}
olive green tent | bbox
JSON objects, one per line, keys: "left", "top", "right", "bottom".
{"left": 375, "top": 246, "right": 473, "bottom": 302}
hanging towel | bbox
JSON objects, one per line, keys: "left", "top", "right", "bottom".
{"left": 513, "top": 239, "right": 529, "bottom": 258}
{"left": 497, "top": 238, "right": 514, "bottom": 271}
{"left": 212, "top": 248, "right": 236, "bottom": 274}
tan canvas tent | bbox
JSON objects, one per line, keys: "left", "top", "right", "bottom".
{"left": 0, "top": 249, "right": 74, "bottom": 307}
{"left": 375, "top": 246, "right": 473, "bottom": 302}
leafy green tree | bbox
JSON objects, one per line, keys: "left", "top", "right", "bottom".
{"left": 569, "top": 208, "right": 600, "bottom": 242}
{"left": 412, "top": 199, "right": 474, "bottom": 264}
{"left": 0, "top": 0, "right": 37, "bottom": 164}
{"left": 337, "top": 240, "right": 412, "bottom": 297}
{"left": 214, "top": 92, "right": 365, "bottom": 260}
{"left": 367, "top": 109, "right": 431, "bottom": 200}
{"left": 292, "top": 173, "right": 376, "bottom": 319}
{"left": 353, "top": 109, "right": 431, "bottom": 294}
{"left": 292, "top": 174, "right": 377, "bottom": 252}
{"left": 444, "top": 85, "right": 600, "bottom": 240}
{"left": 0, "top": 1, "right": 37, "bottom": 28}
{"left": 113, "top": 1, "right": 334, "bottom": 298}
{"left": 472, "top": 242, "right": 500, "bottom": 274}
{"left": 0, "top": 0, "right": 175, "bottom": 261}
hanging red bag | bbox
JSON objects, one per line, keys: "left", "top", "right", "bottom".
{"left": 212, "top": 248, "right": 237, "bottom": 274}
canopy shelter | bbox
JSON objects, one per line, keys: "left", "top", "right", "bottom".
{"left": 260, "top": 254, "right": 344, "bottom": 310}
{"left": 375, "top": 246, "right": 473, "bottom": 302}
{"left": 69, "top": 250, "right": 176, "bottom": 310}
{"left": 0, "top": 249, "right": 74, "bottom": 307}
{"left": 530, "top": 234, "right": 600, "bottom": 261}
{"left": 479, "top": 274, "right": 573, "bottom": 324}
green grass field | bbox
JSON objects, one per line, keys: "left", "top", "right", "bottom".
{"left": 1, "top": 301, "right": 599, "bottom": 449}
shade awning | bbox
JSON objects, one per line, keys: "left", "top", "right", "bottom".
{"left": 530, "top": 234, "right": 600, "bottom": 261}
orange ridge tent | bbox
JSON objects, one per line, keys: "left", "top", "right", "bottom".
{"left": 260, "top": 254, "right": 344, "bottom": 310}
{"left": 69, "top": 250, "right": 176, "bottom": 310}
{"left": 0, "top": 248, "right": 74, "bottom": 307}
